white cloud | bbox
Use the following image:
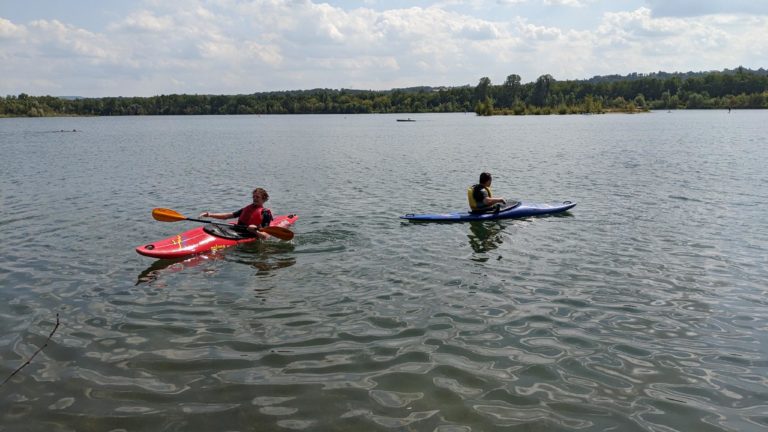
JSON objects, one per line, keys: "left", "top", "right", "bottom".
{"left": 0, "top": 17, "right": 26, "bottom": 39}
{"left": 314, "top": 55, "right": 399, "bottom": 72}
{"left": 597, "top": 8, "right": 730, "bottom": 51}
{"left": 1, "top": 0, "right": 766, "bottom": 96}
{"left": 516, "top": 19, "right": 563, "bottom": 41}
{"left": 458, "top": 19, "right": 503, "bottom": 40}
{"left": 194, "top": 6, "right": 216, "bottom": 21}
{"left": 244, "top": 42, "right": 284, "bottom": 67}
{"left": 109, "top": 10, "right": 175, "bottom": 33}
{"left": 644, "top": 0, "right": 768, "bottom": 17}
{"left": 28, "top": 19, "right": 116, "bottom": 60}
{"left": 578, "top": 7, "right": 766, "bottom": 77}
{"left": 544, "top": 0, "right": 592, "bottom": 7}
{"left": 498, "top": 0, "right": 593, "bottom": 6}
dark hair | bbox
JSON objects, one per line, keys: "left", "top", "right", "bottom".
{"left": 252, "top": 187, "right": 269, "bottom": 201}
{"left": 479, "top": 172, "right": 492, "bottom": 184}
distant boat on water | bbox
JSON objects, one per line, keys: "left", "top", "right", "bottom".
{"left": 397, "top": 118, "right": 415, "bottom": 122}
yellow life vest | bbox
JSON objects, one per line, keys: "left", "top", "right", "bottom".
{"left": 467, "top": 185, "right": 492, "bottom": 210}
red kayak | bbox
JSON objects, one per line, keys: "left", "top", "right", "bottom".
{"left": 136, "top": 214, "right": 298, "bottom": 259}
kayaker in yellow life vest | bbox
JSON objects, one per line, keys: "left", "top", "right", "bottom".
{"left": 468, "top": 172, "right": 507, "bottom": 213}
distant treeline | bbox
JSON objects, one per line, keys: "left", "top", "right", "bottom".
{"left": 2, "top": 67, "right": 767, "bottom": 117}
{"left": 582, "top": 67, "right": 768, "bottom": 84}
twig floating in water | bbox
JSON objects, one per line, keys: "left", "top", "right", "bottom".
{"left": 1, "top": 313, "right": 60, "bottom": 387}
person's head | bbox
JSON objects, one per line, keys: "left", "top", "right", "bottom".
{"left": 479, "top": 172, "right": 492, "bottom": 186}
{"left": 251, "top": 187, "right": 269, "bottom": 204}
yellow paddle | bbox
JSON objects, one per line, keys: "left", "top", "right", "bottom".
{"left": 152, "top": 208, "right": 294, "bottom": 241}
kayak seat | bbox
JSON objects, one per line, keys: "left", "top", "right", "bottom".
{"left": 203, "top": 224, "right": 256, "bottom": 240}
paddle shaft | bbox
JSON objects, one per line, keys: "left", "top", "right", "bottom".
{"left": 188, "top": 217, "right": 260, "bottom": 231}
{"left": 186, "top": 216, "right": 234, "bottom": 226}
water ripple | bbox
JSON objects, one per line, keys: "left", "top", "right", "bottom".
{"left": 2, "top": 113, "right": 768, "bottom": 431}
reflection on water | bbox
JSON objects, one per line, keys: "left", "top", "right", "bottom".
{"left": 467, "top": 221, "right": 506, "bottom": 255}
{"left": 231, "top": 256, "right": 297, "bottom": 275}
{"left": 136, "top": 253, "right": 223, "bottom": 285}
{"left": 136, "top": 242, "right": 296, "bottom": 285}
{"left": 466, "top": 213, "right": 575, "bottom": 259}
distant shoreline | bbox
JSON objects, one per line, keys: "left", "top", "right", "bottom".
{"left": 2, "top": 107, "right": 760, "bottom": 119}
{"left": 3, "top": 68, "right": 766, "bottom": 117}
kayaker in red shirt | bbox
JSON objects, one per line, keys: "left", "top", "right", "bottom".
{"left": 199, "top": 188, "right": 274, "bottom": 239}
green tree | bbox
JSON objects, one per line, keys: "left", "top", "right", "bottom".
{"left": 633, "top": 94, "right": 646, "bottom": 108}
{"left": 475, "top": 97, "right": 493, "bottom": 116}
{"left": 529, "top": 74, "right": 554, "bottom": 106}
{"left": 474, "top": 77, "right": 492, "bottom": 104}
{"left": 498, "top": 74, "right": 521, "bottom": 107}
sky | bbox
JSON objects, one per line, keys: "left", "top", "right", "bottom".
{"left": 1, "top": 0, "right": 766, "bottom": 97}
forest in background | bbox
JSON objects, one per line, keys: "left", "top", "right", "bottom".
{"left": 2, "top": 67, "right": 766, "bottom": 117}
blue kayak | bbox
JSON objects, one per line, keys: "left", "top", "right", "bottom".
{"left": 400, "top": 200, "right": 576, "bottom": 222}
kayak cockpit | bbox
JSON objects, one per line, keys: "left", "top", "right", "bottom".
{"left": 203, "top": 224, "right": 256, "bottom": 240}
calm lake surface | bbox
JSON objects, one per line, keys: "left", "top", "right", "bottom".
{"left": 1, "top": 111, "right": 767, "bottom": 431}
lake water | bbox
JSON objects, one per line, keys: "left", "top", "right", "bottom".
{"left": 1, "top": 111, "right": 767, "bottom": 431}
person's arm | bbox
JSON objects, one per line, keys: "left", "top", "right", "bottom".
{"left": 484, "top": 197, "right": 506, "bottom": 206}
{"left": 247, "top": 209, "right": 272, "bottom": 239}
{"left": 482, "top": 189, "right": 506, "bottom": 206}
{"left": 199, "top": 211, "right": 235, "bottom": 219}
{"left": 246, "top": 225, "right": 269, "bottom": 239}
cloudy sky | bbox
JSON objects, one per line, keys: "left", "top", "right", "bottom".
{"left": 1, "top": 0, "right": 766, "bottom": 97}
